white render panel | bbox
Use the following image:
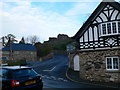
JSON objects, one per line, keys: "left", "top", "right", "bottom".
{"left": 89, "top": 27, "right": 93, "bottom": 41}
{"left": 104, "top": 7, "right": 107, "bottom": 10}
{"left": 94, "top": 26, "right": 98, "bottom": 41}
{"left": 109, "top": 6, "right": 113, "bottom": 9}
{"left": 99, "top": 13, "right": 107, "bottom": 21}
{"left": 111, "top": 10, "right": 119, "bottom": 20}
{"left": 117, "top": 13, "right": 120, "bottom": 19}
{"left": 84, "top": 31, "right": 88, "bottom": 42}
{"left": 80, "top": 36, "right": 83, "bottom": 42}
{"left": 98, "top": 24, "right": 101, "bottom": 36}
{"left": 109, "top": 9, "right": 113, "bottom": 17}
{"left": 96, "top": 17, "right": 102, "bottom": 23}
{"left": 93, "top": 21, "right": 97, "bottom": 24}
{"left": 104, "top": 11, "right": 108, "bottom": 17}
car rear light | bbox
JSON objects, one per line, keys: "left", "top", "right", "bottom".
{"left": 11, "top": 80, "right": 20, "bottom": 87}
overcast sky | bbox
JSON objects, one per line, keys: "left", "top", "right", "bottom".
{"left": 0, "top": 0, "right": 119, "bottom": 42}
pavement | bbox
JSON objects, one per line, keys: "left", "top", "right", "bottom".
{"left": 66, "top": 68, "right": 120, "bottom": 89}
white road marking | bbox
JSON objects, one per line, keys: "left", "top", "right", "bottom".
{"left": 46, "top": 76, "right": 51, "bottom": 79}
{"left": 50, "top": 76, "right": 56, "bottom": 80}
{"left": 58, "top": 78, "right": 64, "bottom": 81}
{"left": 42, "top": 75, "right": 47, "bottom": 78}
{"left": 43, "top": 66, "right": 56, "bottom": 72}
{"left": 63, "top": 80, "right": 68, "bottom": 82}
{"left": 42, "top": 75, "right": 68, "bottom": 82}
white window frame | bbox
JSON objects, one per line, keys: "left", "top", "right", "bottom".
{"left": 100, "top": 21, "right": 120, "bottom": 36}
{"left": 106, "top": 56, "right": 119, "bottom": 71}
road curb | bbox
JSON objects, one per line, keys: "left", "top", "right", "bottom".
{"left": 65, "top": 68, "right": 119, "bottom": 89}
{"left": 65, "top": 68, "right": 81, "bottom": 83}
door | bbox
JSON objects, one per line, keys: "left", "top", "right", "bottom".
{"left": 73, "top": 55, "right": 80, "bottom": 71}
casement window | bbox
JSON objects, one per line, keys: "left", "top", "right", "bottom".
{"left": 112, "top": 22, "right": 117, "bottom": 33}
{"left": 102, "top": 24, "right": 106, "bottom": 34}
{"left": 100, "top": 21, "right": 120, "bottom": 36}
{"left": 107, "top": 23, "right": 111, "bottom": 34}
{"left": 106, "top": 57, "right": 119, "bottom": 70}
{"left": 118, "top": 22, "right": 120, "bottom": 33}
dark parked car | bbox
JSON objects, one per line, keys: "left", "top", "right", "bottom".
{"left": 0, "top": 66, "right": 43, "bottom": 90}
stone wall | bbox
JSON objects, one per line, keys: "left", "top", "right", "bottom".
{"left": 13, "top": 51, "right": 37, "bottom": 61}
{"left": 70, "top": 49, "right": 120, "bottom": 83}
{"left": 2, "top": 51, "right": 37, "bottom": 61}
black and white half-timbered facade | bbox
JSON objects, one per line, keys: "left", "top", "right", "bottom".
{"left": 70, "top": 0, "right": 120, "bottom": 83}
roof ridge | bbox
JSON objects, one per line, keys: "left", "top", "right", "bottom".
{"left": 2, "top": 43, "right": 36, "bottom": 51}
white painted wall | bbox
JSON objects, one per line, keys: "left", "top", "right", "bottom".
{"left": 117, "top": 13, "right": 120, "bottom": 19}
{"left": 80, "top": 36, "right": 83, "bottom": 42}
{"left": 99, "top": 13, "right": 107, "bottom": 21}
{"left": 89, "top": 27, "right": 93, "bottom": 41}
{"left": 111, "top": 10, "right": 119, "bottom": 20}
{"left": 84, "top": 31, "right": 88, "bottom": 42}
{"left": 94, "top": 26, "right": 98, "bottom": 40}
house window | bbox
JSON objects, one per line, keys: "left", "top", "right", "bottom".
{"left": 107, "top": 23, "right": 111, "bottom": 34}
{"left": 106, "top": 57, "right": 119, "bottom": 70}
{"left": 118, "top": 22, "right": 120, "bottom": 33}
{"left": 112, "top": 22, "right": 117, "bottom": 33}
{"left": 100, "top": 21, "right": 120, "bottom": 36}
{"left": 102, "top": 24, "right": 106, "bottom": 34}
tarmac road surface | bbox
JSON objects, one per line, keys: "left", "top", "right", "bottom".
{"left": 28, "top": 54, "right": 105, "bottom": 89}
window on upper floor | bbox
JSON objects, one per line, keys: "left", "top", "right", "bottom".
{"left": 100, "top": 21, "right": 120, "bottom": 36}
{"left": 118, "top": 22, "right": 120, "bottom": 33}
{"left": 106, "top": 56, "right": 119, "bottom": 70}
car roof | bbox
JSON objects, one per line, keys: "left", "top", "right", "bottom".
{"left": 0, "top": 66, "right": 31, "bottom": 70}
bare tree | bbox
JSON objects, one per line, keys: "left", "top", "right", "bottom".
{"left": 30, "top": 35, "right": 39, "bottom": 45}
{"left": 25, "top": 35, "right": 39, "bottom": 45}
{"left": 5, "top": 34, "right": 17, "bottom": 46}
{"left": 1, "top": 34, "right": 17, "bottom": 46}
{"left": 24, "top": 37, "right": 30, "bottom": 44}
{"left": 1, "top": 36, "right": 5, "bottom": 46}
{"left": 1, "top": 34, "right": 17, "bottom": 60}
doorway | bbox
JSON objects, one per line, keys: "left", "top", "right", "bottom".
{"left": 73, "top": 55, "right": 80, "bottom": 71}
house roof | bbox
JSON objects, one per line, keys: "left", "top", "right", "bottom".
{"left": 2, "top": 44, "right": 36, "bottom": 51}
{"left": 73, "top": 0, "right": 120, "bottom": 41}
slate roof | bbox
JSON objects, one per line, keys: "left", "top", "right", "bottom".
{"left": 72, "top": 0, "right": 120, "bottom": 41}
{"left": 2, "top": 44, "right": 36, "bottom": 51}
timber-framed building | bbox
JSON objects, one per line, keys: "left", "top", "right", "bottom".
{"left": 70, "top": 0, "right": 120, "bottom": 83}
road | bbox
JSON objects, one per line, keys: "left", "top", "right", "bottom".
{"left": 27, "top": 54, "right": 104, "bottom": 89}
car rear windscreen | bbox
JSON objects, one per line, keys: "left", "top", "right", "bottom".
{"left": 12, "top": 68, "right": 37, "bottom": 78}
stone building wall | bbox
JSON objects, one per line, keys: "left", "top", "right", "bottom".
{"left": 2, "top": 51, "right": 37, "bottom": 61}
{"left": 70, "top": 49, "right": 120, "bottom": 83}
